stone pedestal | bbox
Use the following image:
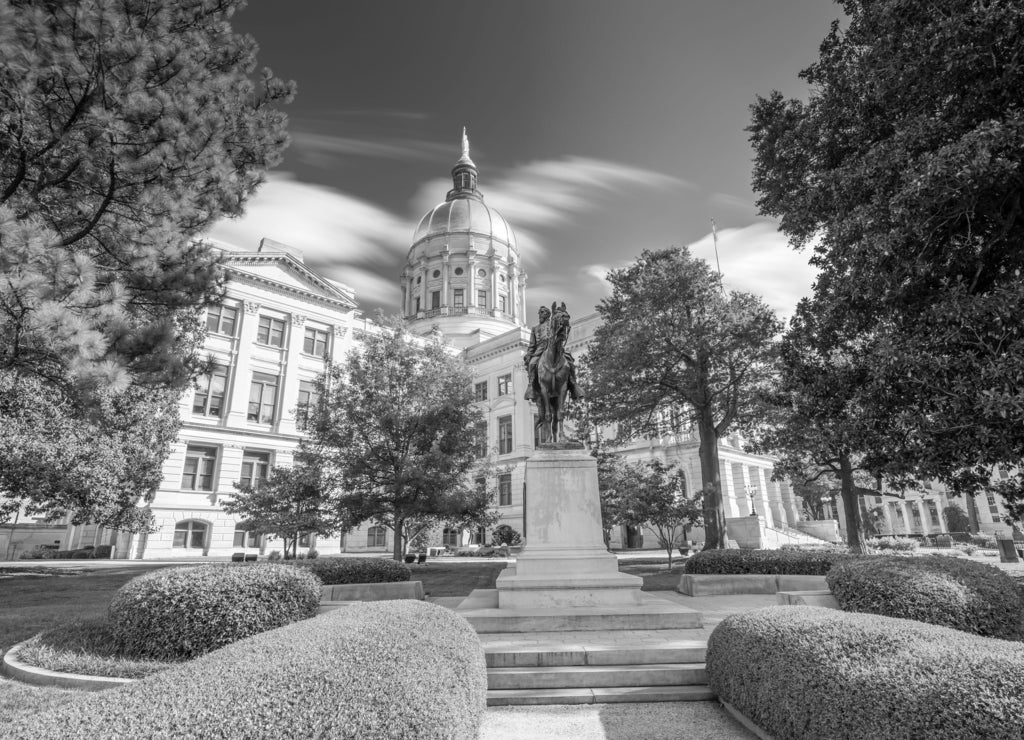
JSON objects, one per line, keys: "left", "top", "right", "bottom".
{"left": 494, "top": 446, "right": 643, "bottom": 609}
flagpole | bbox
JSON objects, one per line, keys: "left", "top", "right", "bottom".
{"left": 711, "top": 218, "right": 722, "bottom": 278}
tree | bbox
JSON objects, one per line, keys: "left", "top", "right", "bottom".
{"left": 492, "top": 525, "right": 522, "bottom": 547}
{"left": 583, "top": 247, "right": 781, "bottom": 549}
{"left": 749, "top": 0, "right": 1024, "bottom": 519}
{"left": 224, "top": 454, "right": 345, "bottom": 560}
{"left": 0, "top": 0, "right": 293, "bottom": 391}
{"left": 306, "top": 319, "right": 492, "bottom": 561}
{"left": 943, "top": 504, "right": 971, "bottom": 534}
{"left": 611, "top": 459, "right": 703, "bottom": 569}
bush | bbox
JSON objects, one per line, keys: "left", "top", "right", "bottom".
{"left": 707, "top": 606, "right": 1024, "bottom": 740}
{"left": 971, "top": 534, "right": 999, "bottom": 549}
{"left": 826, "top": 555, "right": 1024, "bottom": 640}
{"left": 108, "top": 564, "right": 320, "bottom": 659}
{"left": 267, "top": 550, "right": 282, "bottom": 561}
{"left": 492, "top": 524, "right": 522, "bottom": 546}
{"left": 683, "top": 548, "right": 854, "bottom": 575}
{"left": 6, "top": 601, "right": 487, "bottom": 740}
{"left": 92, "top": 544, "right": 114, "bottom": 558}
{"left": 867, "top": 536, "right": 920, "bottom": 552}
{"left": 293, "top": 556, "right": 410, "bottom": 586}
{"left": 71, "top": 549, "right": 92, "bottom": 559}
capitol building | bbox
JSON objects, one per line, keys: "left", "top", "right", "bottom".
{"left": 42, "top": 137, "right": 979, "bottom": 560}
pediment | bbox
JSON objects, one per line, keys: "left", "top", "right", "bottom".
{"left": 224, "top": 253, "right": 357, "bottom": 309}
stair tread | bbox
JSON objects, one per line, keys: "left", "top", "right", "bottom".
{"left": 490, "top": 662, "right": 705, "bottom": 673}
{"left": 486, "top": 685, "right": 716, "bottom": 705}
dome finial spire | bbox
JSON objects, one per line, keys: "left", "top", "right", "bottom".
{"left": 462, "top": 126, "right": 470, "bottom": 159}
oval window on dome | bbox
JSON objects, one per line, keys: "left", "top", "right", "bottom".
{"left": 478, "top": 269, "right": 487, "bottom": 277}
{"left": 454, "top": 267, "right": 464, "bottom": 276}
{"left": 416, "top": 276, "right": 421, "bottom": 284}
{"left": 432, "top": 269, "right": 440, "bottom": 278}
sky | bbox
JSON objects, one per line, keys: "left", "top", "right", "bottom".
{"left": 209, "top": 0, "right": 846, "bottom": 323}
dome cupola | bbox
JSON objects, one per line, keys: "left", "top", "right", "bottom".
{"left": 401, "top": 129, "right": 527, "bottom": 347}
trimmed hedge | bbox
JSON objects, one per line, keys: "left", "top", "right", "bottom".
{"left": 683, "top": 548, "right": 853, "bottom": 575}
{"left": 826, "top": 555, "right": 1024, "bottom": 640}
{"left": 293, "top": 556, "right": 411, "bottom": 585}
{"left": 108, "top": 563, "right": 320, "bottom": 659}
{"left": 7, "top": 601, "right": 487, "bottom": 740}
{"left": 707, "top": 606, "right": 1024, "bottom": 740}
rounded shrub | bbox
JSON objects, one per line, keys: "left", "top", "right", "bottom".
{"left": 683, "top": 548, "right": 853, "bottom": 575}
{"left": 707, "top": 606, "right": 1024, "bottom": 740}
{"left": 7, "top": 601, "right": 487, "bottom": 740}
{"left": 867, "top": 536, "right": 920, "bottom": 552}
{"left": 827, "top": 555, "right": 1024, "bottom": 640}
{"left": 108, "top": 563, "right": 320, "bottom": 659}
{"left": 294, "top": 556, "right": 410, "bottom": 585}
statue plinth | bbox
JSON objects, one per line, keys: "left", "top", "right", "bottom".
{"left": 494, "top": 447, "right": 643, "bottom": 609}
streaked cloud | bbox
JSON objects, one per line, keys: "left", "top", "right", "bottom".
{"left": 290, "top": 131, "right": 453, "bottom": 166}
{"left": 207, "top": 172, "right": 412, "bottom": 268}
{"left": 709, "top": 191, "right": 758, "bottom": 216}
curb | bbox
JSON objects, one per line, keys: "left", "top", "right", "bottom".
{"left": 719, "top": 698, "right": 774, "bottom": 740}
{"left": 2, "top": 642, "right": 135, "bottom": 691}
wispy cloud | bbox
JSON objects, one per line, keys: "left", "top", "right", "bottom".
{"left": 209, "top": 172, "right": 411, "bottom": 265}
{"left": 290, "top": 131, "right": 453, "bottom": 167}
{"left": 410, "top": 156, "right": 690, "bottom": 263}
{"left": 709, "top": 191, "right": 758, "bottom": 216}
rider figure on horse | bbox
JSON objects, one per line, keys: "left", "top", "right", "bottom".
{"left": 524, "top": 305, "right": 582, "bottom": 402}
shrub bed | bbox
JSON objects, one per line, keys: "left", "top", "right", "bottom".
{"left": 7, "top": 601, "right": 487, "bottom": 740}
{"left": 866, "top": 536, "right": 920, "bottom": 551}
{"left": 707, "top": 606, "right": 1024, "bottom": 740}
{"left": 108, "top": 563, "right": 320, "bottom": 659}
{"left": 293, "top": 556, "right": 410, "bottom": 585}
{"left": 826, "top": 555, "right": 1024, "bottom": 640}
{"left": 683, "top": 548, "right": 853, "bottom": 575}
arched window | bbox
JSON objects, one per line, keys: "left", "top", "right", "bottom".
{"left": 442, "top": 527, "right": 460, "bottom": 547}
{"left": 173, "top": 520, "right": 208, "bottom": 549}
{"left": 367, "top": 526, "right": 386, "bottom": 548}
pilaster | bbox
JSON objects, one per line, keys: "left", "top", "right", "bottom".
{"left": 227, "top": 301, "right": 261, "bottom": 427}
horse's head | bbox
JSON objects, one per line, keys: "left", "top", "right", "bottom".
{"left": 550, "top": 301, "right": 570, "bottom": 339}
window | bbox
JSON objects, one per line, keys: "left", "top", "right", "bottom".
{"left": 454, "top": 267, "right": 464, "bottom": 276}
{"left": 432, "top": 269, "right": 440, "bottom": 278}
{"left": 469, "top": 526, "right": 484, "bottom": 545}
{"left": 173, "top": 520, "right": 208, "bottom": 549}
{"left": 414, "top": 296, "right": 421, "bottom": 313}
{"left": 499, "top": 473, "right": 512, "bottom": 506}
{"left": 193, "top": 365, "right": 229, "bottom": 417}
{"left": 477, "top": 290, "right": 487, "bottom": 308}
{"left": 499, "top": 294, "right": 507, "bottom": 313}
{"left": 474, "top": 381, "right": 488, "bottom": 401}
{"left": 233, "top": 523, "right": 260, "bottom": 549}
{"left": 206, "top": 305, "right": 237, "bottom": 336}
{"left": 453, "top": 288, "right": 465, "bottom": 308}
{"left": 239, "top": 451, "right": 270, "bottom": 490}
{"left": 181, "top": 446, "right": 217, "bottom": 491}
{"left": 999, "top": 466, "right": 1010, "bottom": 480}
{"left": 303, "top": 327, "right": 329, "bottom": 357}
{"left": 986, "top": 492, "right": 1001, "bottom": 515}
{"left": 497, "top": 374, "right": 512, "bottom": 396}
{"left": 442, "top": 527, "right": 460, "bottom": 547}
{"left": 498, "top": 415, "right": 513, "bottom": 454}
{"left": 298, "top": 533, "right": 312, "bottom": 547}
{"left": 367, "top": 526, "right": 386, "bottom": 548}
{"left": 475, "top": 421, "right": 488, "bottom": 458}
{"left": 431, "top": 291, "right": 440, "bottom": 309}
{"left": 910, "top": 502, "right": 922, "bottom": 528}
{"left": 296, "top": 380, "right": 319, "bottom": 430}
{"left": 925, "top": 499, "right": 941, "bottom": 527}
{"left": 248, "top": 373, "right": 278, "bottom": 423}
{"left": 256, "top": 316, "right": 286, "bottom": 347}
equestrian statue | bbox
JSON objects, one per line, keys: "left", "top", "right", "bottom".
{"left": 524, "top": 302, "right": 582, "bottom": 444}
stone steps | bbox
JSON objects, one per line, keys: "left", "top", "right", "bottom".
{"left": 489, "top": 662, "right": 707, "bottom": 690}
{"left": 487, "top": 685, "right": 715, "bottom": 706}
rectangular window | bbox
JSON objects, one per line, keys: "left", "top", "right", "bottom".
{"left": 475, "top": 421, "right": 488, "bottom": 458}
{"left": 181, "top": 446, "right": 217, "bottom": 491}
{"left": 999, "top": 466, "right": 1010, "bottom": 480}
{"left": 499, "top": 473, "right": 512, "bottom": 506}
{"left": 498, "top": 415, "right": 513, "bottom": 455}
{"left": 193, "top": 365, "right": 229, "bottom": 417}
{"left": 453, "top": 289, "right": 465, "bottom": 308}
{"left": 233, "top": 527, "right": 259, "bottom": 548}
{"left": 431, "top": 291, "right": 441, "bottom": 309}
{"left": 499, "top": 294, "right": 507, "bottom": 313}
{"left": 987, "top": 492, "right": 1001, "bottom": 515}
{"left": 474, "top": 381, "right": 488, "bottom": 401}
{"left": 239, "top": 451, "right": 271, "bottom": 490}
{"left": 414, "top": 296, "right": 421, "bottom": 313}
{"left": 303, "top": 327, "right": 330, "bottom": 357}
{"left": 206, "top": 305, "right": 237, "bottom": 336}
{"left": 925, "top": 499, "right": 941, "bottom": 527}
{"left": 247, "top": 372, "right": 279, "bottom": 424}
{"left": 296, "top": 380, "right": 319, "bottom": 430}
{"left": 910, "top": 503, "right": 922, "bottom": 528}
{"left": 497, "top": 373, "right": 512, "bottom": 396}
{"left": 256, "top": 316, "right": 286, "bottom": 348}
{"left": 477, "top": 290, "right": 487, "bottom": 308}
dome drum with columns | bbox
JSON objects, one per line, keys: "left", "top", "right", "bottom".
{"left": 403, "top": 130, "right": 527, "bottom": 348}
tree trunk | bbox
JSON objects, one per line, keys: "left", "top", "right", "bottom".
{"left": 697, "top": 415, "right": 726, "bottom": 549}
{"left": 966, "top": 493, "right": 980, "bottom": 534}
{"left": 839, "top": 454, "right": 867, "bottom": 555}
{"left": 392, "top": 517, "right": 405, "bottom": 561}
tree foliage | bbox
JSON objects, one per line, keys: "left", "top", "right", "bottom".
{"left": 224, "top": 454, "right": 344, "bottom": 559}
{"left": 305, "top": 319, "right": 492, "bottom": 560}
{"left": 583, "top": 247, "right": 780, "bottom": 549}
{"left": 943, "top": 503, "right": 971, "bottom": 534}
{"left": 749, "top": 0, "right": 1024, "bottom": 518}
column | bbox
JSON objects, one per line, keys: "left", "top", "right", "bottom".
{"left": 469, "top": 255, "right": 477, "bottom": 307}
{"left": 518, "top": 271, "right": 527, "bottom": 325}
{"left": 227, "top": 301, "right": 261, "bottom": 427}
{"left": 490, "top": 255, "right": 499, "bottom": 316}
{"left": 753, "top": 467, "right": 775, "bottom": 527}
{"left": 719, "top": 459, "right": 739, "bottom": 517}
{"left": 277, "top": 313, "right": 305, "bottom": 436}
{"left": 419, "top": 260, "right": 428, "bottom": 313}
{"left": 441, "top": 252, "right": 450, "bottom": 315}
{"left": 766, "top": 476, "right": 786, "bottom": 527}
{"left": 508, "top": 264, "right": 517, "bottom": 322}
{"left": 779, "top": 479, "right": 801, "bottom": 524}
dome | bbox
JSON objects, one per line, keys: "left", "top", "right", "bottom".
{"left": 412, "top": 198, "right": 516, "bottom": 249}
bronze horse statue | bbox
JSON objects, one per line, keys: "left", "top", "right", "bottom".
{"left": 534, "top": 302, "right": 571, "bottom": 444}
